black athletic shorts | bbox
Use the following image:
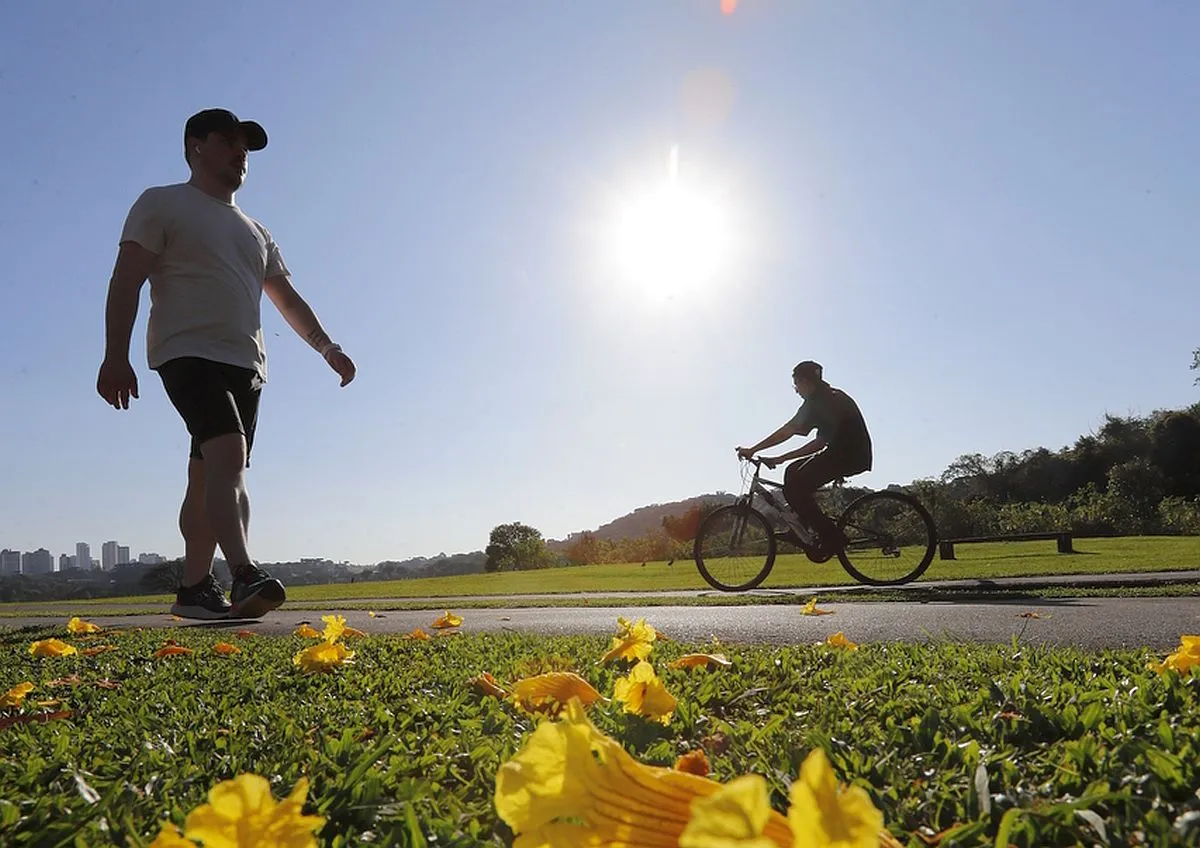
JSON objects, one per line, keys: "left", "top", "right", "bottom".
{"left": 156, "top": 357, "right": 263, "bottom": 465}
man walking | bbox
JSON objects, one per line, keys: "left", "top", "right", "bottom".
{"left": 97, "top": 108, "right": 356, "bottom": 619}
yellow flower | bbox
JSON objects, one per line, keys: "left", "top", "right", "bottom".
{"left": 613, "top": 660, "right": 677, "bottom": 724}
{"left": 368, "top": 611, "right": 377, "bottom": 618}
{"left": 495, "top": 699, "right": 892, "bottom": 848}
{"left": 182, "top": 774, "right": 325, "bottom": 848}
{"left": 67, "top": 616, "right": 102, "bottom": 635}
{"left": 600, "top": 616, "right": 658, "bottom": 664}
{"left": 294, "top": 624, "right": 321, "bottom": 639}
{"left": 801, "top": 598, "right": 835, "bottom": 616}
{"left": 495, "top": 698, "right": 792, "bottom": 847}
{"left": 148, "top": 823, "right": 195, "bottom": 847}
{"left": 1, "top": 682, "right": 34, "bottom": 709}
{"left": 320, "top": 614, "right": 346, "bottom": 643}
{"left": 508, "top": 672, "right": 607, "bottom": 717}
{"left": 432, "top": 610, "right": 463, "bottom": 629}
{"left": 788, "top": 749, "right": 883, "bottom": 847}
{"left": 681, "top": 775, "right": 779, "bottom": 848}
{"left": 30, "top": 639, "right": 77, "bottom": 658}
{"left": 213, "top": 642, "right": 242, "bottom": 656}
{"left": 293, "top": 641, "right": 355, "bottom": 674}
{"left": 403, "top": 628, "right": 431, "bottom": 641}
{"left": 1149, "top": 634, "right": 1200, "bottom": 675}
{"left": 824, "top": 632, "right": 859, "bottom": 651}
{"left": 669, "top": 653, "right": 732, "bottom": 670}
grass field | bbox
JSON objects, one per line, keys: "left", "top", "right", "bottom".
{"left": 1, "top": 621, "right": 1198, "bottom": 846}
{"left": 1, "top": 536, "right": 1196, "bottom": 620}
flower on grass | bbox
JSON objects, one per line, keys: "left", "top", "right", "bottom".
{"left": 675, "top": 749, "right": 711, "bottom": 776}
{"left": 432, "top": 610, "right": 463, "bottom": 629}
{"left": 80, "top": 645, "right": 117, "bottom": 656}
{"left": 153, "top": 645, "right": 194, "bottom": 659}
{"left": 495, "top": 698, "right": 793, "bottom": 847}
{"left": 824, "top": 632, "right": 859, "bottom": 651}
{"left": 787, "top": 748, "right": 884, "bottom": 847}
{"left": 293, "top": 641, "right": 355, "bottom": 674}
{"left": 343, "top": 626, "right": 367, "bottom": 639}
{"left": 1149, "top": 634, "right": 1200, "bottom": 676}
{"left": 613, "top": 660, "right": 677, "bottom": 724}
{"left": 469, "top": 672, "right": 509, "bottom": 699}
{"left": 30, "top": 639, "right": 77, "bottom": 658}
{"left": 1, "top": 682, "right": 34, "bottom": 709}
{"left": 509, "top": 672, "right": 606, "bottom": 717}
{"left": 600, "top": 616, "right": 658, "bottom": 664}
{"left": 213, "top": 642, "right": 242, "bottom": 656}
{"left": 320, "top": 614, "right": 346, "bottom": 643}
{"left": 67, "top": 617, "right": 102, "bottom": 635}
{"left": 152, "top": 774, "right": 325, "bottom": 848}
{"left": 403, "top": 628, "right": 431, "bottom": 641}
{"left": 294, "top": 624, "right": 321, "bottom": 639}
{"left": 495, "top": 699, "right": 891, "bottom": 848}
{"left": 669, "top": 653, "right": 732, "bottom": 670}
{"left": 802, "top": 598, "right": 835, "bottom": 616}
{"left": 236, "top": 629, "right": 257, "bottom": 639}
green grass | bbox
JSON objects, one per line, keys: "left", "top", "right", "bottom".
{"left": 0, "top": 536, "right": 1195, "bottom": 620}
{"left": 0, "top": 625, "right": 1198, "bottom": 845}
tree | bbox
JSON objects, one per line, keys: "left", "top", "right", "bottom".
{"left": 1192, "top": 348, "right": 1199, "bottom": 383}
{"left": 485, "top": 522, "right": 556, "bottom": 572}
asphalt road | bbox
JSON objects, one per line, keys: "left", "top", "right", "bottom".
{"left": 3, "top": 585, "right": 1197, "bottom": 650}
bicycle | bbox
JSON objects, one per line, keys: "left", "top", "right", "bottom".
{"left": 693, "top": 457, "right": 938, "bottom": 590}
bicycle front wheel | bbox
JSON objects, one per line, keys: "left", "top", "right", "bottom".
{"left": 693, "top": 505, "right": 777, "bottom": 591}
{"left": 836, "top": 491, "right": 936, "bottom": 585}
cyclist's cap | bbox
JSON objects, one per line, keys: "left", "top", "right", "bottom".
{"left": 792, "top": 360, "right": 823, "bottom": 381}
{"left": 184, "top": 109, "right": 268, "bottom": 151}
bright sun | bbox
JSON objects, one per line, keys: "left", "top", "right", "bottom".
{"left": 610, "top": 152, "right": 735, "bottom": 297}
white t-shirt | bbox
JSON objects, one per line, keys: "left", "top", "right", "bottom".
{"left": 120, "top": 182, "right": 289, "bottom": 380}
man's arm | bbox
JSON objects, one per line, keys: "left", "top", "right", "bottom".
{"left": 736, "top": 422, "right": 795, "bottom": 460}
{"left": 264, "top": 275, "right": 356, "bottom": 386}
{"left": 768, "top": 436, "right": 827, "bottom": 465}
{"left": 96, "top": 242, "right": 157, "bottom": 409}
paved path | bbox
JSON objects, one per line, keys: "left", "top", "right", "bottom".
{"left": 2, "top": 576, "right": 1197, "bottom": 650}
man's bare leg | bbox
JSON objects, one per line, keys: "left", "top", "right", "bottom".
{"left": 179, "top": 457, "right": 218, "bottom": 587}
{"left": 199, "top": 432, "right": 285, "bottom": 617}
{"left": 197, "top": 432, "right": 253, "bottom": 570}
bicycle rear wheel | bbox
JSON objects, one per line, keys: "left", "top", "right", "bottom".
{"left": 836, "top": 491, "right": 936, "bottom": 585}
{"left": 694, "top": 504, "right": 777, "bottom": 591}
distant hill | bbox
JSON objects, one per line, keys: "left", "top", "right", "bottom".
{"left": 547, "top": 493, "right": 736, "bottom": 551}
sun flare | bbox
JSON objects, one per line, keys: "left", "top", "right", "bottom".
{"left": 609, "top": 152, "right": 736, "bottom": 298}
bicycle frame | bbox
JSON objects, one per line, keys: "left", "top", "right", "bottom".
{"left": 738, "top": 457, "right": 842, "bottom": 544}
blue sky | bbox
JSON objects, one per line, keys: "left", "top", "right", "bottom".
{"left": 2, "top": 2, "right": 1197, "bottom": 565}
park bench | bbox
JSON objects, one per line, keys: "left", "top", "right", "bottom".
{"left": 938, "top": 531, "right": 1074, "bottom": 560}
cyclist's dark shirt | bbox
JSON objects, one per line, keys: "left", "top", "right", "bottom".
{"left": 788, "top": 384, "right": 873, "bottom": 471}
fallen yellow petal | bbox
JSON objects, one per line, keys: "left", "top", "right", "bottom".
{"left": 403, "top": 628, "right": 431, "bottom": 641}
{"left": 153, "top": 645, "right": 194, "bottom": 659}
{"left": 432, "top": 610, "right": 463, "bottom": 629}
{"left": 675, "top": 749, "right": 711, "bottom": 776}
{"left": 293, "top": 624, "right": 321, "bottom": 639}
{"left": 509, "top": 672, "right": 607, "bottom": 717}
{"left": 801, "top": 597, "right": 836, "bottom": 616}
{"left": 293, "top": 641, "right": 355, "bottom": 674}
{"left": 1, "top": 682, "right": 34, "bottom": 709}
{"left": 30, "top": 639, "right": 77, "bottom": 658}
{"left": 669, "top": 653, "right": 732, "bottom": 670}
{"left": 468, "top": 672, "right": 509, "bottom": 699}
{"left": 67, "top": 617, "right": 102, "bottom": 635}
{"left": 824, "top": 632, "right": 859, "bottom": 651}
{"left": 213, "top": 642, "right": 242, "bottom": 656}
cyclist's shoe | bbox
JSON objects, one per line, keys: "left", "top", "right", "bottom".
{"left": 171, "top": 573, "right": 232, "bottom": 620}
{"left": 808, "top": 529, "right": 847, "bottom": 562}
{"left": 229, "top": 563, "right": 286, "bottom": 619}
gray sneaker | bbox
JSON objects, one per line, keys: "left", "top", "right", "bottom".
{"left": 229, "top": 563, "right": 286, "bottom": 619}
{"left": 171, "top": 573, "right": 232, "bottom": 620}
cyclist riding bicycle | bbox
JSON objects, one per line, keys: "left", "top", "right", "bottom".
{"left": 736, "top": 361, "right": 872, "bottom": 558}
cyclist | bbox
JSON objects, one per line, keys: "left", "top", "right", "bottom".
{"left": 736, "top": 361, "right": 872, "bottom": 558}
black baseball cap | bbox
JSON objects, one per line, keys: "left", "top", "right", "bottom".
{"left": 184, "top": 108, "right": 268, "bottom": 152}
